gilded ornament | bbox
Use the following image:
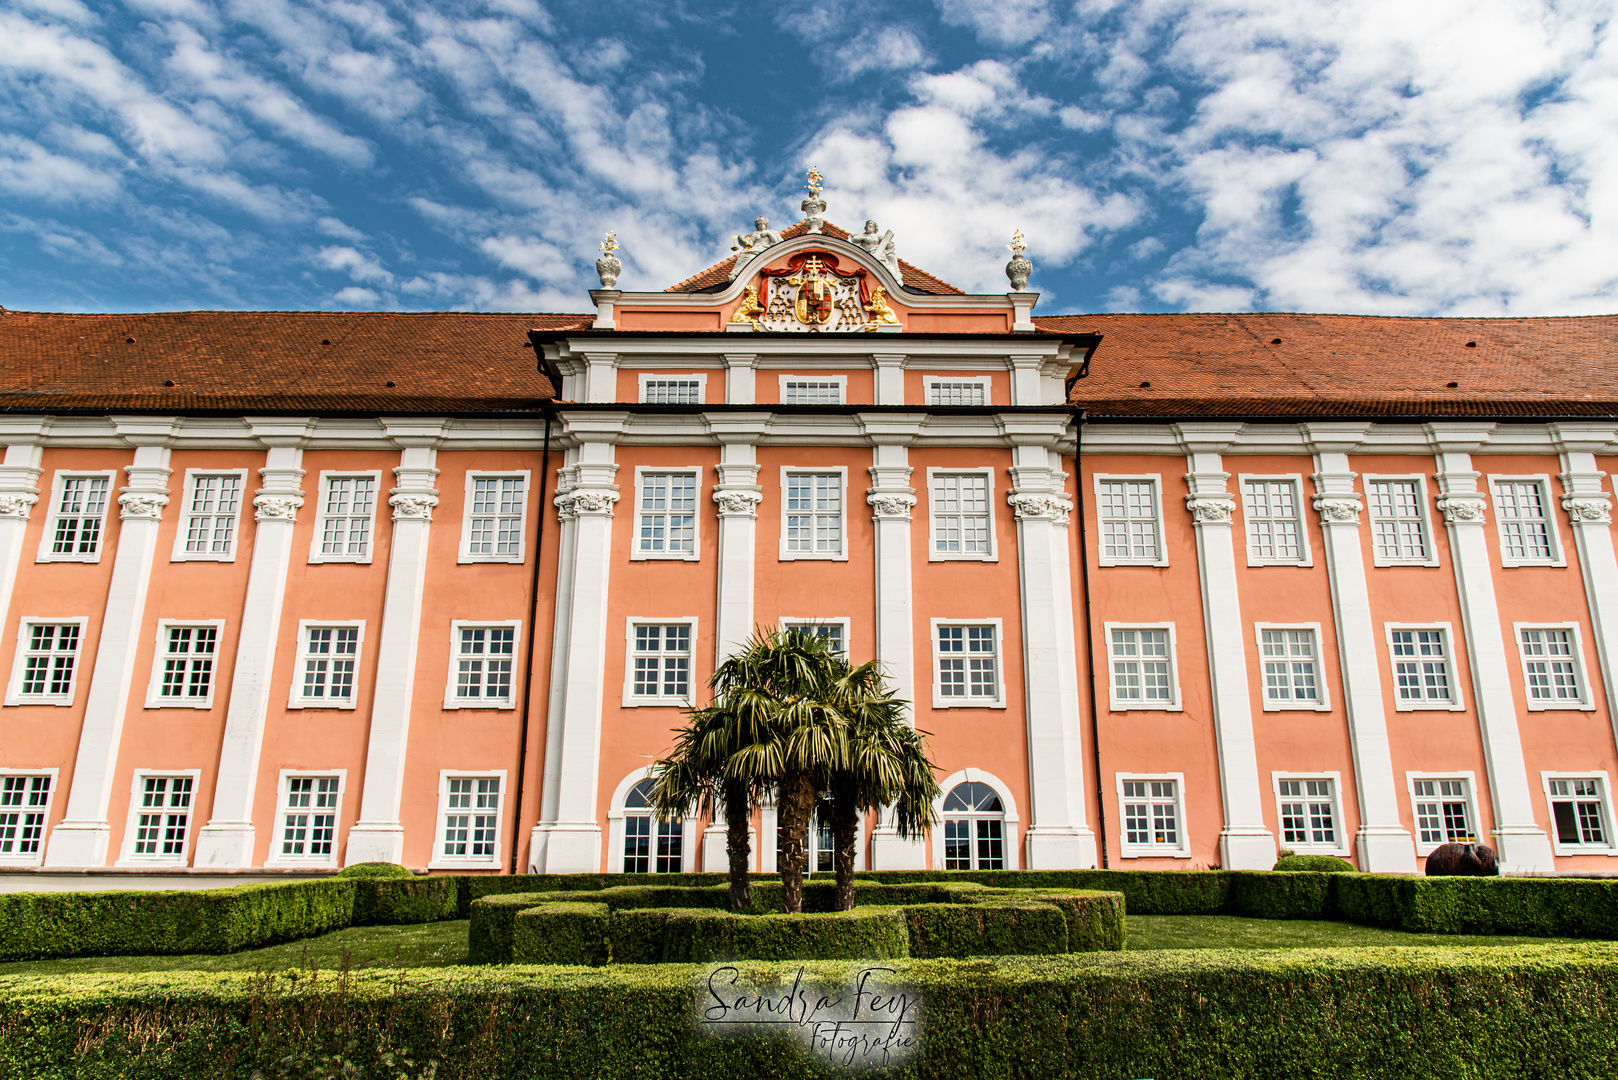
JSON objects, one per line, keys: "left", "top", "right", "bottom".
{"left": 728, "top": 285, "right": 766, "bottom": 328}
{"left": 786, "top": 256, "right": 836, "bottom": 325}
{"left": 861, "top": 286, "right": 900, "bottom": 330}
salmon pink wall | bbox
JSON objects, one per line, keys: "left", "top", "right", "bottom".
{"left": 613, "top": 366, "right": 721, "bottom": 404}
{"left": 755, "top": 368, "right": 875, "bottom": 406}
{"left": 903, "top": 369, "right": 1010, "bottom": 408}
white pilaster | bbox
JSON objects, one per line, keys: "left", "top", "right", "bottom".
{"left": 1006, "top": 415, "right": 1096, "bottom": 869}
{"left": 45, "top": 418, "right": 178, "bottom": 867}
{"left": 1427, "top": 424, "right": 1554, "bottom": 871}
{"left": 533, "top": 413, "right": 625, "bottom": 872}
{"left": 872, "top": 353, "right": 906, "bottom": 406}
{"left": 707, "top": 415, "right": 767, "bottom": 662}
{"left": 1175, "top": 423, "right": 1275, "bottom": 871}
{"left": 1008, "top": 354, "right": 1045, "bottom": 406}
{"left": 193, "top": 419, "right": 314, "bottom": 867}
{"left": 345, "top": 420, "right": 445, "bottom": 865}
{"left": 0, "top": 419, "right": 50, "bottom": 635}
{"left": 1551, "top": 424, "right": 1618, "bottom": 748}
{"left": 1303, "top": 425, "right": 1418, "bottom": 872}
{"left": 583, "top": 352, "right": 619, "bottom": 403}
{"left": 722, "top": 353, "right": 757, "bottom": 405}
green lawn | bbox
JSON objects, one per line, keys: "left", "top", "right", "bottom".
{"left": 0, "top": 915, "right": 1596, "bottom": 976}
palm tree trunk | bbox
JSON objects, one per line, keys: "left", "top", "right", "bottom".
{"left": 831, "top": 784, "right": 859, "bottom": 911}
{"left": 723, "top": 778, "right": 752, "bottom": 911}
{"left": 776, "top": 772, "right": 818, "bottom": 914}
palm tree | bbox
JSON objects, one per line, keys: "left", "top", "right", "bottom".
{"left": 647, "top": 704, "right": 760, "bottom": 911}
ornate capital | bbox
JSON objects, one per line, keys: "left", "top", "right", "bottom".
{"left": 118, "top": 492, "right": 169, "bottom": 521}
{"left": 253, "top": 492, "right": 304, "bottom": 523}
{"left": 1008, "top": 491, "right": 1073, "bottom": 526}
{"left": 389, "top": 493, "right": 439, "bottom": 521}
{"left": 866, "top": 492, "right": 917, "bottom": 521}
{"left": 1436, "top": 495, "right": 1488, "bottom": 525}
{"left": 1185, "top": 495, "right": 1235, "bottom": 526}
{"left": 1313, "top": 496, "right": 1362, "bottom": 525}
{"left": 555, "top": 489, "right": 619, "bottom": 519}
{"left": 1564, "top": 495, "right": 1613, "bottom": 525}
{"left": 713, "top": 489, "right": 763, "bottom": 518}
{"left": 0, "top": 493, "right": 39, "bottom": 520}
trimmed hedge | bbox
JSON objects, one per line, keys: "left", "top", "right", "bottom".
{"left": 661, "top": 907, "right": 910, "bottom": 962}
{"left": 512, "top": 903, "right": 610, "bottom": 966}
{"left": 4, "top": 947, "right": 1617, "bottom": 1078}
{"left": 1275, "top": 854, "right": 1355, "bottom": 872}
{"left": 350, "top": 875, "right": 460, "bottom": 927}
{"left": 336, "top": 862, "right": 415, "bottom": 879}
{"left": 902, "top": 901, "right": 1067, "bottom": 958}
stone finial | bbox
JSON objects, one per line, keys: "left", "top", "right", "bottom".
{"left": 594, "top": 232, "right": 622, "bottom": 288}
{"left": 1006, "top": 229, "right": 1032, "bottom": 291}
{"left": 801, "top": 166, "right": 827, "bottom": 234}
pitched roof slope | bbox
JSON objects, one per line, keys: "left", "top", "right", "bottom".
{"left": 664, "top": 219, "right": 965, "bottom": 295}
{"left": 0, "top": 309, "right": 587, "bottom": 412}
{"left": 1040, "top": 311, "right": 1618, "bottom": 418}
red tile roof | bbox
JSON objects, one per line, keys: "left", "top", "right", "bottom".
{"left": 664, "top": 219, "right": 965, "bottom": 295}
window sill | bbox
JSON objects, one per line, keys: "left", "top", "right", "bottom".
{"left": 1097, "top": 559, "right": 1170, "bottom": 569}
{"left": 443, "top": 700, "right": 517, "bottom": 711}
{"left": 144, "top": 700, "right": 216, "bottom": 711}
{"left": 928, "top": 552, "right": 998, "bottom": 563}
{"left": 1245, "top": 559, "right": 1313, "bottom": 569}
{"left": 286, "top": 701, "right": 359, "bottom": 711}
{"left": 1392, "top": 700, "right": 1465, "bottom": 712}
{"left": 4, "top": 697, "right": 75, "bottom": 707}
{"left": 629, "top": 552, "right": 700, "bottom": 562}
{"left": 1499, "top": 558, "right": 1567, "bottom": 569}
{"left": 779, "top": 553, "right": 849, "bottom": 562}
{"left": 308, "top": 555, "right": 374, "bottom": 565}
{"left": 1524, "top": 701, "right": 1598, "bottom": 712}
{"left": 35, "top": 554, "right": 103, "bottom": 564}
{"left": 1370, "top": 558, "right": 1442, "bottom": 569}
{"left": 171, "top": 554, "right": 237, "bottom": 564}
{"left": 931, "top": 697, "right": 1007, "bottom": 710}
{"left": 622, "top": 697, "right": 693, "bottom": 709}
{"left": 1548, "top": 844, "right": 1618, "bottom": 857}
{"left": 1260, "top": 702, "right": 1332, "bottom": 713}
{"left": 1108, "top": 702, "right": 1184, "bottom": 712}
{"left": 115, "top": 858, "right": 190, "bottom": 868}
{"left": 428, "top": 858, "right": 501, "bottom": 871}
{"left": 1117, "top": 848, "right": 1192, "bottom": 859}
{"left": 457, "top": 554, "right": 525, "bottom": 565}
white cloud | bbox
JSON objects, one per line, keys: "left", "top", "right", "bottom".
{"left": 316, "top": 245, "right": 393, "bottom": 284}
{"left": 936, "top": 0, "right": 1053, "bottom": 48}
{"left": 331, "top": 285, "right": 379, "bottom": 305}
{"left": 0, "top": 134, "right": 121, "bottom": 201}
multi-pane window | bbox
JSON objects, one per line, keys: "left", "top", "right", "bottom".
{"left": 1243, "top": 478, "right": 1305, "bottom": 563}
{"left": 279, "top": 776, "right": 339, "bottom": 861}
{"left": 1519, "top": 628, "right": 1585, "bottom": 706}
{"left": 784, "top": 472, "right": 843, "bottom": 556}
{"left": 1277, "top": 779, "right": 1337, "bottom": 846}
{"left": 14, "top": 622, "right": 82, "bottom": 703}
{"left": 936, "top": 624, "right": 999, "bottom": 703}
{"left": 630, "top": 623, "right": 692, "bottom": 701}
{"left": 1367, "top": 479, "right": 1431, "bottom": 562}
{"left": 441, "top": 777, "right": 500, "bottom": 861}
{"left": 1121, "top": 779, "right": 1181, "bottom": 851}
{"left": 773, "top": 809, "right": 836, "bottom": 875}
{"left": 622, "top": 778, "right": 683, "bottom": 873}
{"left": 465, "top": 476, "right": 525, "bottom": 559}
{"left": 452, "top": 626, "right": 515, "bottom": 705}
{"left": 926, "top": 379, "right": 988, "bottom": 406}
{"left": 783, "top": 621, "right": 847, "bottom": 660}
{"left": 1493, "top": 479, "right": 1556, "bottom": 563}
{"left": 1097, "top": 479, "right": 1162, "bottom": 564}
{"left": 47, "top": 475, "right": 111, "bottom": 558}
{"left": 316, "top": 476, "right": 377, "bottom": 560}
{"left": 1109, "top": 628, "right": 1174, "bottom": 707}
{"left": 296, "top": 625, "right": 360, "bottom": 706}
{"left": 1261, "top": 628, "right": 1321, "bottom": 707}
{"left": 155, "top": 625, "right": 218, "bottom": 704}
{"left": 181, "top": 474, "right": 243, "bottom": 557}
{"left": 941, "top": 782, "right": 1005, "bottom": 870}
{"left": 782, "top": 379, "right": 843, "bottom": 405}
{"left": 1412, "top": 779, "right": 1476, "bottom": 846}
{"left": 0, "top": 775, "right": 51, "bottom": 860}
{"left": 1547, "top": 778, "right": 1611, "bottom": 848}
{"left": 1390, "top": 629, "right": 1455, "bottom": 706}
{"left": 641, "top": 379, "right": 702, "bottom": 404}
{"left": 131, "top": 776, "right": 193, "bottom": 859}
{"left": 931, "top": 473, "right": 991, "bottom": 557}
{"left": 637, "top": 472, "right": 697, "bottom": 556}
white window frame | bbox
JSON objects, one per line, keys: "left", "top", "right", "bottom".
{"left": 929, "top": 768, "right": 1020, "bottom": 871}
{"left": 923, "top": 374, "right": 993, "bottom": 406}
{"left": 36, "top": 470, "right": 116, "bottom": 564}
{"left": 1104, "top": 622, "right": 1183, "bottom": 712}
{"left": 0, "top": 767, "right": 59, "bottom": 865}
{"left": 1093, "top": 475, "right": 1169, "bottom": 567}
{"left": 779, "top": 617, "right": 852, "bottom": 661}
{"left": 622, "top": 617, "right": 699, "bottom": 707}
{"left": 1405, "top": 771, "right": 1481, "bottom": 857}
{"left": 1238, "top": 474, "right": 1312, "bottom": 567}
{"left": 1384, "top": 623, "right": 1465, "bottom": 711}
{"left": 607, "top": 767, "right": 697, "bottom": 874}
{"left": 1489, "top": 475, "right": 1565, "bottom": 567}
{"left": 143, "top": 619, "right": 226, "bottom": 710}
{"left": 638, "top": 373, "right": 707, "bottom": 405}
{"left": 267, "top": 768, "right": 347, "bottom": 868}
{"left": 5, "top": 617, "right": 90, "bottom": 707}
{"left": 1271, "top": 772, "right": 1348, "bottom": 855}
{"left": 1116, "top": 772, "right": 1191, "bottom": 859}
{"left": 925, "top": 467, "right": 998, "bottom": 563}
{"left": 1364, "top": 474, "right": 1440, "bottom": 568}
{"left": 631, "top": 466, "right": 702, "bottom": 562}
{"left": 308, "top": 470, "right": 382, "bottom": 565}
{"left": 1513, "top": 622, "right": 1596, "bottom": 711}
{"left": 169, "top": 468, "right": 248, "bottom": 563}
{"left": 779, "top": 466, "right": 849, "bottom": 562}
{"left": 1541, "top": 771, "right": 1617, "bottom": 856}
{"left": 117, "top": 768, "right": 203, "bottom": 866}
{"left": 1254, "top": 622, "right": 1331, "bottom": 712}
{"left": 778, "top": 375, "right": 848, "bottom": 405}
{"left": 287, "top": 620, "right": 365, "bottom": 710}
{"left": 457, "top": 471, "right": 531, "bottom": 564}
{"left": 443, "top": 620, "right": 521, "bottom": 710}
{"left": 429, "top": 769, "right": 508, "bottom": 870}
{"left": 930, "top": 617, "right": 1007, "bottom": 709}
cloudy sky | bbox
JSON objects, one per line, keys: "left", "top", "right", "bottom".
{"left": 2, "top": 0, "right": 1615, "bottom": 316}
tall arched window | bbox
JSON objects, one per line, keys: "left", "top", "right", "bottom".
{"left": 942, "top": 781, "right": 1005, "bottom": 869}
{"left": 622, "top": 779, "right": 683, "bottom": 873}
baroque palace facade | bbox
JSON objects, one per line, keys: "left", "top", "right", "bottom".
{"left": 2, "top": 213, "right": 1617, "bottom": 878}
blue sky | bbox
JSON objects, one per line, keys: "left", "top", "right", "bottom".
{"left": 2, "top": 0, "right": 1615, "bottom": 317}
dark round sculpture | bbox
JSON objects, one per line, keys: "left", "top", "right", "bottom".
{"left": 1423, "top": 842, "right": 1499, "bottom": 876}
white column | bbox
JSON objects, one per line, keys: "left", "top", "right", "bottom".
{"left": 193, "top": 419, "right": 314, "bottom": 867}
{"left": 872, "top": 353, "right": 906, "bottom": 406}
{"left": 1175, "top": 424, "right": 1276, "bottom": 871}
{"left": 1427, "top": 426, "right": 1554, "bottom": 870}
{"left": 1551, "top": 424, "right": 1618, "bottom": 746}
{"left": 707, "top": 416, "right": 767, "bottom": 661}
{"left": 723, "top": 353, "right": 757, "bottom": 405}
{"left": 345, "top": 420, "right": 445, "bottom": 865}
{"left": 531, "top": 446, "right": 581, "bottom": 871}
{"left": 583, "top": 352, "right": 619, "bottom": 403}
{"left": 1304, "top": 426, "right": 1418, "bottom": 872}
{"left": 861, "top": 414, "right": 925, "bottom": 869}
{"left": 0, "top": 419, "right": 50, "bottom": 633}
{"left": 45, "top": 418, "right": 178, "bottom": 867}
{"left": 533, "top": 414, "right": 625, "bottom": 872}
{"left": 1006, "top": 418, "right": 1096, "bottom": 868}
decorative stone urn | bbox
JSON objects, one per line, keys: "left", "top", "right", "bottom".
{"left": 595, "top": 232, "right": 622, "bottom": 288}
{"left": 1006, "top": 229, "right": 1032, "bottom": 291}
